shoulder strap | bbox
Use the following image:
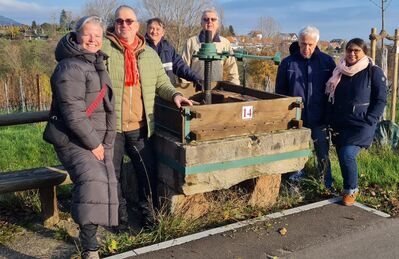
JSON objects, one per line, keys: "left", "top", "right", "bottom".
{"left": 86, "top": 84, "right": 107, "bottom": 117}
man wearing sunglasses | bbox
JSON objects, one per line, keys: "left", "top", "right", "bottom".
{"left": 181, "top": 8, "right": 240, "bottom": 85}
{"left": 102, "top": 5, "right": 193, "bottom": 229}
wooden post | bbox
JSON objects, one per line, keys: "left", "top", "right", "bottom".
{"left": 4, "top": 80, "right": 10, "bottom": 114}
{"left": 371, "top": 28, "right": 377, "bottom": 63}
{"left": 391, "top": 29, "right": 399, "bottom": 123}
{"left": 36, "top": 74, "right": 41, "bottom": 111}
{"left": 39, "top": 186, "right": 60, "bottom": 228}
{"left": 19, "top": 76, "right": 26, "bottom": 112}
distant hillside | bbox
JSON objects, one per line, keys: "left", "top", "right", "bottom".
{"left": 0, "top": 15, "right": 23, "bottom": 26}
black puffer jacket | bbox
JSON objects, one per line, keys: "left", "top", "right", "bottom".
{"left": 49, "top": 32, "right": 118, "bottom": 226}
{"left": 50, "top": 32, "right": 115, "bottom": 149}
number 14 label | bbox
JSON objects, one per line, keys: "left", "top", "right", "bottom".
{"left": 242, "top": 106, "right": 253, "bottom": 119}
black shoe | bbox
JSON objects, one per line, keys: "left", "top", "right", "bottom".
{"left": 81, "top": 250, "right": 99, "bottom": 259}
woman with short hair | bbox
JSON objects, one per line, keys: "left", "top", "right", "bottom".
{"left": 44, "top": 15, "right": 117, "bottom": 258}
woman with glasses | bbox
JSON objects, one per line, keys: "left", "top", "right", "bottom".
{"left": 326, "top": 38, "right": 387, "bottom": 206}
{"left": 44, "top": 15, "right": 116, "bottom": 259}
{"left": 181, "top": 8, "right": 240, "bottom": 85}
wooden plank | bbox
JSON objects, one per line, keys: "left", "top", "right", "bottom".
{"left": 191, "top": 120, "right": 291, "bottom": 141}
{"left": 188, "top": 98, "right": 298, "bottom": 140}
{"left": 0, "top": 167, "right": 68, "bottom": 194}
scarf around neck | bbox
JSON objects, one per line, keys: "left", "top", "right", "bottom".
{"left": 119, "top": 37, "right": 140, "bottom": 87}
{"left": 325, "top": 56, "right": 372, "bottom": 103}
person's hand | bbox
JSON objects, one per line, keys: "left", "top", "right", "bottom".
{"left": 173, "top": 95, "right": 193, "bottom": 108}
{"left": 91, "top": 143, "right": 104, "bottom": 160}
{"left": 193, "top": 79, "right": 203, "bottom": 92}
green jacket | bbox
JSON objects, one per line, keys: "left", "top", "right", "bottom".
{"left": 102, "top": 33, "right": 179, "bottom": 136}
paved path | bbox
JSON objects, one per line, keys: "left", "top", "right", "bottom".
{"left": 107, "top": 198, "right": 398, "bottom": 259}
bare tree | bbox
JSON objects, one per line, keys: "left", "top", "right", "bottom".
{"left": 82, "top": 0, "right": 120, "bottom": 28}
{"left": 257, "top": 16, "right": 280, "bottom": 39}
{"left": 139, "top": 0, "right": 214, "bottom": 53}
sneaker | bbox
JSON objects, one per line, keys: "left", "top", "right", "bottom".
{"left": 342, "top": 193, "right": 357, "bottom": 206}
{"left": 82, "top": 250, "right": 100, "bottom": 259}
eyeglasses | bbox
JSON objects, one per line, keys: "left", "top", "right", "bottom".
{"left": 203, "top": 17, "right": 217, "bottom": 22}
{"left": 115, "top": 18, "right": 135, "bottom": 26}
{"left": 346, "top": 48, "right": 362, "bottom": 54}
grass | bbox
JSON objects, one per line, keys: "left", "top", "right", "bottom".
{"left": 0, "top": 123, "right": 59, "bottom": 172}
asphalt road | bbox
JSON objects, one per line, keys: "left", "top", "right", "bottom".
{"left": 125, "top": 201, "right": 398, "bottom": 259}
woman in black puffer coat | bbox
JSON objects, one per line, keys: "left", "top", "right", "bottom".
{"left": 44, "top": 16, "right": 117, "bottom": 258}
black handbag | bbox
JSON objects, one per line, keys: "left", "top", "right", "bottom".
{"left": 43, "top": 116, "right": 70, "bottom": 147}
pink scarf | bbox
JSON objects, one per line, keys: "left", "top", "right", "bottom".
{"left": 325, "top": 56, "right": 372, "bottom": 103}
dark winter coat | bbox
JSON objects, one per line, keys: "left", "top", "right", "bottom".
{"left": 145, "top": 34, "right": 200, "bottom": 84}
{"left": 328, "top": 64, "right": 387, "bottom": 147}
{"left": 49, "top": 32, "right": 118, "bottom": 226}
{"left": 275, "top": 47, "right": 336, "bottom": 128}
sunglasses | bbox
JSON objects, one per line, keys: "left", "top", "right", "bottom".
{"left": 115, "top": 18, "right": 135, "bottom": 26}
{"left": 346, "top": 48, "right": 362, "bottom": 54}
{"left": 203, "top": 17, "right": 217, "bottom": 22}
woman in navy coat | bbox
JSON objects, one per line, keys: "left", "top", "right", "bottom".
{"left": 326, "top": 38, "right": 387, "bottom": 206}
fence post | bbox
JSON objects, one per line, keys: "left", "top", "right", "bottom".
{"left": 19, "top": 76, "right": 26, "bottom": 112}
{"left": 391, "top": 29, "right": 399, "bottom": 123}
{"left": 4, "top": 79, "right": 10, "bottom": 114}
{"left": 371, "top": 28, "right": 377, "bottom": 63}
{"left": 36, "top": 74, "right": 41, "bottom": 111}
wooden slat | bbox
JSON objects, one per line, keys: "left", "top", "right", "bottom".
{"left": 191, "top": 120, "right": 291, "bottom": 141}
{"left": 0, "top": 166, "right": 68, "bottom": 194}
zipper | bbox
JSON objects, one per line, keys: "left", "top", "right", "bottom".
{"left": 352, "top": 102, "right": 369, "bottom": 113}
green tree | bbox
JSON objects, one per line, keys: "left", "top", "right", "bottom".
{"left": 59, "top": 9, "right": 67, "bottom": 29}
{"left": 228, "top": 25, "right": 235, "bottom": 36}
{"left": 31, "top": 21, "right": 37, "bottom": 30}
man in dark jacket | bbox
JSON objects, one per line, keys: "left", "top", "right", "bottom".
{"left": 276, "top": 26, "right": 336, "bottom": 188}
{"left": 145, "top": 17, "right": 202, "bottom": 89}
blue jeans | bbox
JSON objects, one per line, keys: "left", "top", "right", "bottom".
{"left": 311, "top": 126, "right": 333, "bottom": 188}
{"left": 336, "top": 145, "right": 361, "bottom": 195}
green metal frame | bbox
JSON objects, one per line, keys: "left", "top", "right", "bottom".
{"left": 157, "top": 149, "right": 311, "bottom": 175}
{"left": 183, "top": 107, "right": 192, "bottom": 143}
{"left": 295, "top": 98, "right": 302, "bottom": 121}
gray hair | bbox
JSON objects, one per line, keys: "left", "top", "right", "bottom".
{"left": 299, "top": 26, "right": 320, "bottom": 43}
{"left": 114, "top": 5, "right": 136, "bottom": 17}
{"left": 75, "top": 15, "right": 103, "bottom": 35}
{"left": 201, "top": 8, "right": 219, "bottom": 20}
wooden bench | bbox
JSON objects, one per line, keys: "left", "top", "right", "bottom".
{"left": 0, "top": 166, "right": 69, "bottom": 227}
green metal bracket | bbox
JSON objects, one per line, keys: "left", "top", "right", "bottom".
{"left": 183, "top": 107, "right": 192, "bottom": 143}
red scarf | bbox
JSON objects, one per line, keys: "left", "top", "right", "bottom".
{"left": 119, "top": 38, "right": 140, "bottom": 87}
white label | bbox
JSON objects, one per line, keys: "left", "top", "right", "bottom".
{"left": 397, "top": 46, "right": 399, "bottom": 54}
{"left": 242, "top": 106, "right": 253, "bottom": 119}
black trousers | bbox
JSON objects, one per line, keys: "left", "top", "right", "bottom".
{"left": 79, "top": 224, "right": 98, "bottom": 251}
{"left": 113, "top": 128, "right": 157, "bottom": 223}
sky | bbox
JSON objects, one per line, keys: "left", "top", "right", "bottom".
{"left": 0, "top": 0, "right": 398, "bottom": 41}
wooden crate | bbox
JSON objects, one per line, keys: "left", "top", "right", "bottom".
{"left": 155, "top": 81, "right": 303, "bottom": 143}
